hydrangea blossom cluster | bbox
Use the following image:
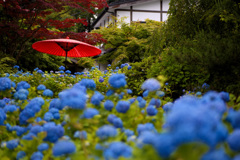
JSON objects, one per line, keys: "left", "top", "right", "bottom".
{"left": 52, "top": 140, "right": 76, "bottom": 157}
{"left": 115, "top": 100, "right": 130, "bottom": 113}
{"left": 59, "top": 88, "right": 87, "bottom": 110}
{"left": 108, "top": 74, "right": 126, "bottom": 88}
{"left": 16, "top": 81, "right": 30, "bottom": 91}
{"left": 0, "top": 77, "right": 12, "bottom": 91}
{"left": 103, "top": 142, "right": 132, "bottom": 159}
{"left": 141, "top": 78, "right": 160, "bottom": 92}
{"left": 91, "top": 91, "right": 104, "bottom": 106}
{"left": 1, "top": 64, "right": 240, "bottom": 160}
{"left": 37, "top": 84, "right": 46, "bottom": 91}
{"left": 96, "top": 125, "right": 117, "bottom": 139}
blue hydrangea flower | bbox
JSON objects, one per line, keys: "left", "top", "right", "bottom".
{"left": 106, "top": 89, "right": 114, "bottom": 96}
{"left": 107, "top": 114, "right": 117, "bottom": 124}
{"left": 11, "top": 81, "right": 16, "bottom": 88}
{"left": 119, "top": 92, "right": 125, "bottom": 99}
{"left": 201, "top": 148, "right": 231, "bottom": 160}
{"left": 137, "top": 131, "right": 157, "bottom": 146}
{"left": 127, "top": 66, "right": 132, "bottom": 70}
{"left": 37, "top": 84, "right": 46, "bottom": 91}
{"left": 59, "top": 66, "right": 65, "bottom": 71}
{"left": 78, "top": 79, "right": 96, "bottom": 90}
{"left": 107, "top": 64, "right": 111, "bottom": 67}
{"left": 22, "top": 132, "right": 36, "bottom": 140}
{"left": 127, "top": 89, "right": 133, "bottom": 94}
{"left": 65, "top": 70, "right": 71, "bottom": 74}
{"left": 6, "top": 139, "right": 18, "bottom": 150}
{"left": 14, "top": 89, "right": 29, "bottom": 100}
{"left": 99, "top": 78, "right": 104, "bottom": 83}
{"left": 141, "top": 78, "right": 160, "bottom": 92}
{"left": 149, "top": 98, "right": 161, "bottom": 108}
{"left": 91, "top": 91, "right": 104, "bottom": 106}
{"left": 219, "top": 91, "right": 230, "bottom": 102}
{"left": 17, "top": 151, "right": 26, "bottom": 160}
{"left": 153, "top": 133, "right": 176, "bottom": 158}
{"left": 108, "top": 74, "right": 126, "bottom": 88}
{"left": 201, "top": 91, "right": 227, "bottom": 116}
{"left": 31, "top": 151, "right": 43, "bottom": 160}
{"left": 82, "top": 108, "right": 99, "bottom": 119}
{"left": 104, "top": 100, "right": 114, "bottom": 111}
{"left": 226, "top": 109, "right": 240, "bottom": 129}
{"left": 120, "top": 64, "right": 126, "bottom": 68}
{"left": 96, "top": 125, "right": 117, "bottom": 139}
{"left": 202, "top": 83, "right": 210, "bottom": 89}
{"left": 0, "top": 100, "right": 6, "bottom": 108}
{"left": 16, "top": 81, "right": 30, "bottom": 91}
{"left": 44, "top": 112, "right": 54, "bottom": 122}
{"left": 29, "top": 97, "right": 45, "bottom": 106}
{"left": 0, "top": 77, "right": 12, "bottom": 91}
{"left": 233, "top": 155, "right": 240, "bottom": 160}
{"left": 38, "top": 143, "right": 49, "bottom": 152}
{"left": 74, "top": 130, "right": 87, "bottom": 139}
{"left": 43, "top": 89, "right": 53, "bottom": 97}
{"left": 138, "top": 99, "right": 146, "bottom": 108}
{"left": 137, "top": 123, "right": 156, "bottom": 135}
{"left": 196, "top": 91, "right": 202, "bottom": 96}
{"left": 156, "top": 91, "right": 165, "bottom": 97}
{"left": 19, "top": 108, "right": 35, "bottom": 125}
{"left": 49, "top": 98, "right": 63, "bottom": 110}
{"left": 164, "top": 94, "right": 228, "bottom": 148}
{"left": 143, "top": 90, "right": 149, "bottom": 97}
{"left": 162, "top": 102, "right": 173, "bottom": 113}
{"left": 116, "top": 101, "right": 130, "bottom": 113}
{"left": 12, "top": 125, "right": 28, "bottom": 136}
{"left": 59, "top": 88, "right": 86, "bottom": 110}
{"left": 146, "top": 105, "right": 158, "bottom": 116}
{"left": 104, "top": 142, "right": 132, "bottom": 159}
{"left": 113, "top": 117, "right": 123, "bottom": 128}
{"left": 52, "top": 140, "right": 76, "bottom": 157}
{"left": 124, "top": 129, "right": 134, "bottom": 137}
{"left": 29, "top": 125, "right": 43, "bottom": 135}
{"left": 227, "top": 130, "right": 240, "bottom": 151}
{"left": 13, "top": 65, "right": 20, "bottom": 69}
{"left": 4, "top": 104, "right": 17, "bottom": 113}
{"left": 72, "top": 83, "right": 87, "bottom": 93}
{"left": 129, "top": 98, "right": 135, "bottom": 104}
{"left": 43, "top": 122, "right": 64, "bottom": 143}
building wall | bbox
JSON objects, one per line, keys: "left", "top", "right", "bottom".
{"left": 94, "top": 0, "right": 170, "bottom": 28}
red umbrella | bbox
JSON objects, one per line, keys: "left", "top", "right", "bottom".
{"left": 32, "top": 37, "right": 101, "bottom": 63}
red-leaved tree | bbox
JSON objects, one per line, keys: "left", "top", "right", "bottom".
{"left": 0, "top": 0, "right": 108, "bottom": 60}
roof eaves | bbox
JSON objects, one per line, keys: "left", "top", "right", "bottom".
{"left": 91, "top": 7, "right": 109, "bottom": 28}
{"left": 108, "top": 0, "right": 139, "bottom": 6}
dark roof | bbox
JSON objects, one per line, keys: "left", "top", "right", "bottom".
{"left": 91, "top": 7, "right": 109, "bottom": 29}
{"left": 108, "top": 0, "right": 138, "bottom": 6}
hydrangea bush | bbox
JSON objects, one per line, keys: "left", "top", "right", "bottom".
{"left": 0, "top": 65, "right": 239, "bottom": 160}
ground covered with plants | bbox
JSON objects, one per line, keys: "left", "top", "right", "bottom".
{"left": 0, "top": 65, "right": 240, "bottom": 160}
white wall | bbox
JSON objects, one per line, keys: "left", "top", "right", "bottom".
{"left": 132, "top": 12, "right": 160, "bottom": 22}
{"left": 163, "top": 0, "right": 170, "bottom": 11}
{"left": 116, "top": 11, "right": 131, "bottom": 24}
{"left": 94, "top": 0, "right": 171, "bottom": 29}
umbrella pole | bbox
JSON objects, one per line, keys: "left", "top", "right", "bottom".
{"left": 65, "top": 51, "right": 68, "bottom": 68}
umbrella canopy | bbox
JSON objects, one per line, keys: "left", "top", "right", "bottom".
{"left": 32, "top": 37, "right": 102, "bottom": 62}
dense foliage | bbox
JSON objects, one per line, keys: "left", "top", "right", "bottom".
{"left": 149, "top": 0, "right": 240, "bottom": 96}
{"left": 91, "top": 19, "right": 162, "bottom": 68}
{"left": 0, "top": 66, "right": 240, "bottom": 160}
{"left": 0, "top": 0, "right": 108, "bottom": 71}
